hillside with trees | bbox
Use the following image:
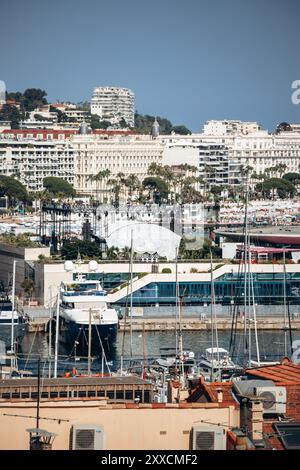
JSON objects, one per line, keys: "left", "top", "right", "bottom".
{"left": 0, "top": 88, "right": 48, "bottom": 128}
{"left": 134, "top": 113, "right": 191, "bottom": 135}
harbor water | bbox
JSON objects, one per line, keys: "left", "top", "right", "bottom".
{"left": 15, "top": 328, "right": 299, "bottom": 376}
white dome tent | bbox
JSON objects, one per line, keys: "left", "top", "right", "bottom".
{"left": 104, "top": 221, "right": 181, "bottom": 260}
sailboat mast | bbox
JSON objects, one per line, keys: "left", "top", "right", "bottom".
{"left": 129, "top": 230, "right": 134, "bottom": 359}
{"left": 53, "top": 289, "right": 60, "bottom": 378}
{"left": 10, "top": 259, "right": 16, "bottom": 370}
{"left": 251, "top": 267, "right": 261, "bottom": 365}
{"left": 175, "top": 247, "right": 179, "bottom": 360}
{"left": 243, "top": 174, "right": 249, "bottom": 368}
{"left": 48, "top": 286, "right": 52, "bottom": 378}
{"left": 178, "top": 294, "right": 184, "bottom": 385}
{"left": 88, "top": 307, "right": 92, "bottom": 376}
{"left": 210, "top": 251, "right": 220, "bottom": 380}
{"left": 248, "top": 231, "right": 252, "bottom": 367}
{"left": 283, "top": 248, "right": 288, "bottom": 357}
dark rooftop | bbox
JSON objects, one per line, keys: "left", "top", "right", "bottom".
{"left": 0, "top": 376, "right": 151, "bottom": 388}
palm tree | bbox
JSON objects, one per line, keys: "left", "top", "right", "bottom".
{"left": 91, "top": 169, "right": 111, "bottom": 202}
{"left": 107, "top": 172, "right": 126, "bottom": 208}
{"left": 124, "top": 174, "right": 141, "bottom": 200}
{"left": 277, "top": 163, "right": 287, "bottom": 178}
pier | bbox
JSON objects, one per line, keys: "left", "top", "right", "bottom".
{"left": 119, "top": 316, "right": 300, "bottom": 332}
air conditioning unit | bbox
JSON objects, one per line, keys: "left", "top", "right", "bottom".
{"left": 71, "top": 424, "right": 105, "bottom": 450}
{"left": 255, "top": 386, "right": 286, "bottom": 415}
{"left": 192, "top": 426, "right": 226, "bottom": 451}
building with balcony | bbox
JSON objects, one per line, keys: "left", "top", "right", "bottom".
{"left": 0, "top": 137, "right": 74, "bottom": 191}
{"left": 90, "top": 86, "right": 135, "bottom": 127}
{"left": 72, "top": 134, "right": 164, "bottom": 199}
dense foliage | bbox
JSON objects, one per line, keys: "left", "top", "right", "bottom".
{"left": 0, "top": 175, "right": 28, "bottom": 202}
{"left": 43, "top": 177, "right": 76, "bottom": 196}
{"left": 61, "top": 239, "right": 101, "bottom": 260}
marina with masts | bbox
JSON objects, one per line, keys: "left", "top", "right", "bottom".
{"left": 0, "top": 178, "right": 300, "bottom": 450}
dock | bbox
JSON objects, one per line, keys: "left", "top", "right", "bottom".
{"left": 119, "top": 316, "right": 300, "bottom": 332}
{"left": 27, "top": 317, "right": 49, "bottom": 333}
{"left": 26, "top": 314, "right": 300, "bottom": 333}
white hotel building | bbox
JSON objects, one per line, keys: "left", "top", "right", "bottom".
{"left": 72, "top": 134, "right": 164, "bottom": 197}
{"left": 1, "top": 120, "right": 300, "bottom": 194}
{"left": 0, "top": 131, "right": 74, "bottom": 191}
{"left": 90, "top": 87, "right": 135, "bottom": 127}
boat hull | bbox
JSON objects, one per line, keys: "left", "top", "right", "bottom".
{"left": 59, "top": 318, "right": 118, "bottom": 357}
{"left": 0, "top": 323, "right": 28, "bottom": 348}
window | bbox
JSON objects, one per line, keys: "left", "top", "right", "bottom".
{"left": 274, "top": 423, "right": 300, "bottom": 450}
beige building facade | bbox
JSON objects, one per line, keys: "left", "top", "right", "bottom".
{"left": 0, "top": 400, "right": 238, "bottom": 450}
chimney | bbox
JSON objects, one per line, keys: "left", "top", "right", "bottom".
{"left": 248, "top": 398, "right": 263, "bottom": 442}
{"left": 216, "top": 387, "right": 223, "bottom": 403}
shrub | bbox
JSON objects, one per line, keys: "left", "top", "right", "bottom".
{"left": 161, "top": 268, "right": 172, "bottom": 273}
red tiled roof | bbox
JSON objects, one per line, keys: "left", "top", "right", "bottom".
{"left": 188, "top": 380, "right": 238, "bottom": 407}
{"left": 2, "top": 129, "right": 78, "bottom": 137}
{"left": 246, "top": 360, "right": 300, "bottom": 385}
{"left": 263, "top": 423, "right": 284, "bottom": 450}
{"left": 1, "top": 129, "right": 137, "bottom": 137}
{"left": 203, "top": 381, "right": 237, "bottom": 404}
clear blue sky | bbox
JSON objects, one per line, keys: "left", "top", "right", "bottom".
{"left": 1, "top": 0, "right": 300, "bottom": 132}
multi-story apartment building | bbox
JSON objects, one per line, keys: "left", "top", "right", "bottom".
{"left": 162, "top": 140, "right": 241, "bottom": 188}
{"left": 1, "top": 118, "right": 300, "bottom": 196}
{"left": 203, "top": 120, "right": 261, "bottom": 136}
{"left": 0, "top": 136, "right": 74, "bottom": 192}
{"left": 160, "top": 123, "right": 300, "bottom": 183}
{"left": 197, "top": 143, "right": 240, "bottom": 187}
{"left": 228, "top": 130, "right": 300, "bottom": 176}
{"left": 90, "top": 87, "right": 135, "bottom": 127}
{"left": 72, "top": 134, "right": 164, "bottom": 198}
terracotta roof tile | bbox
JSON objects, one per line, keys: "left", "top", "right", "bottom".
{"left": 246, "top": 361, "right": 300, "bottom": 384}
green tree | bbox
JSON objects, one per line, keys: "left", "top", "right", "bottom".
{"left": 49, "top": 106, "right": 71, "bottom": 123}
{"left": 90, "top": 169, "right": 111, "bottom": 200}
{"left": 171, "top": 125, "right": 191, "bottom": 135}
{"left": 21, "top": 278, "right": 36, "bottom": 299}
{"left": 107, "top": 172, "right": 126, "bottom": 207}
{"left": 61, "top": 239, "right": 101, "bottom": 260}
{"left": 124, "top": 174, "right": 141, "bottom": 198}
{"left": 90, "top": 114, "right": 111, "bottom": 130}
{"left": 22, "top": 88, "right": 47, "bottom": 112}
{"left": 134, "top": 113, "right": 173, "bottom": 134}
{"left": 43, "top": 177, "right": 75, "bottom": 197}
{"left": 255, "top": 177, "right": 296, "bottom": 199}
{"left": 0, "top": 104, "right": 24, "bottom": 129}
{"left": 283, "top": 172, "right": 300, "bottom": 185}
{"left": 142, "top": 176, "right": 169, "bottom": 202}
{"left": 0, "top": 175, "right": 28, "bottom": 205}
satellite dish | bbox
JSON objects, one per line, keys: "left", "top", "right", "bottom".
{"left": 88, "top": 260, "right": 98, "bottom": 272}
{"left": 64, "top": 261, "right": 74, "bottom": 272}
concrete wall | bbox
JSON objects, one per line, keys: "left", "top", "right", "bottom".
{"left": 0, "top": 242, "right": 50, "bottom": 294}
{"left": 0, "top": 401, "right": 238, "bottom": 450}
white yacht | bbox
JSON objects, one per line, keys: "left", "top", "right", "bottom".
{"left": 59, "top": 261, "right": 118, "bottom": 355}
{"left": 198, "top": 347, "right": 243, "bottom": 382}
